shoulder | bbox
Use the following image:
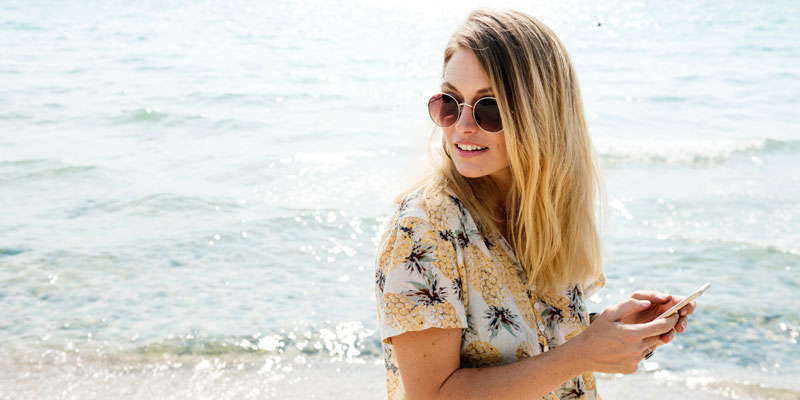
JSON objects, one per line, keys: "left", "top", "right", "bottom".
{"left": 394, "top": 187, "right": 465, "bottom": 232}
{"left": 582, "top": 272, "right": 605, "bottom": 298}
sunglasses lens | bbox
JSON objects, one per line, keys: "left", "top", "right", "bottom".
{"left": 474, "top": 98, "right": 502, "bottom": 132}
{"left": 428, "top": 94, "right": 459, "bottom": 127}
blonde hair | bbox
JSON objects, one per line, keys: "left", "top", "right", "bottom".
{"left": 397, "top": 8, "right": 606, "bottom": 296}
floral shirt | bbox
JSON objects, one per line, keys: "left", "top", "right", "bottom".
{"left": 374, "top": 188, "right": 606, "bottom": 400}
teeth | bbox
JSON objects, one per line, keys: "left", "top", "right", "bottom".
{"left": 457, "top": 144, "right": 488, "bottom": 151}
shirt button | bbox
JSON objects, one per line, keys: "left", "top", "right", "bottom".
{"left": 534, "top": 303, "right": 541, "bottom": 310}
{"left": 538, "top": 322, "right": 545, "bottom": 331}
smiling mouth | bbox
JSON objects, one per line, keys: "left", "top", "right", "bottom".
{"left": 456, "top": 143, "right": 488, "bottom": 151}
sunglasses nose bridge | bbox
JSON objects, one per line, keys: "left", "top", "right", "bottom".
{"left": 454, "top": 102, "right": 480, "bottom": 131}
{"left": 455, "top": 102, "right": 473, "bottom": 119}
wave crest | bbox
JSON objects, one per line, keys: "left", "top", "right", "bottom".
{"left": 596, "top": 137, "right": 799, "bottom": 166}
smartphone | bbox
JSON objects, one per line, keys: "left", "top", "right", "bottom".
{"left": 656, "top": 282, "right": 710, "bottom": 319}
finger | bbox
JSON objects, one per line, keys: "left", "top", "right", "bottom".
{"left": 609, "top": 299, "right": 651, "bottom": 321}
{"left": 632, "top": 313, "right": 678, "bottom": 337}
{"left": 675, "top": 316, "right": 685, "bottom": 333}
{"left": 639, "top": 346, "right": 653, "bottom": 360}
{"left": 642, "top": 333, "right": 667, "bottom": 351}
{"left": 631, "top": 290, "right": 672, "bottom": 304}
{"left": 658, "top": 328, "right": 676, "bottom": 344}
{"left": 675, "top": 316, "right": 688, "bottom": 333}
{"left": 679, "top": 300, "right": 697, "bottom": 317}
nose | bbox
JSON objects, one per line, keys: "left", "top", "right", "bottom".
{"left": 454, "top": 103, "right": 479, "bottom": 134}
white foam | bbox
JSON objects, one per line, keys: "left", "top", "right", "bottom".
{"left": 594, "top": 137, "right": 771, "bottom": 165}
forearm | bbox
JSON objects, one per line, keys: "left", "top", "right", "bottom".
{"left": 435, "top": 337, "right": 591, "bottom": 400}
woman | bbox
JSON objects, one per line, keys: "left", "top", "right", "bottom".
{"left": 374, "top": 9, "right": 696, "bottom": 400}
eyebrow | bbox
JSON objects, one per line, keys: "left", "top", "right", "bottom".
{"left": 441, "top": 81, "right": 494, "bottom": 96}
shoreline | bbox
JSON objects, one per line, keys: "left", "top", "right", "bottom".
{"left": 2, "top": 354, "right": 798, "bottom": 400}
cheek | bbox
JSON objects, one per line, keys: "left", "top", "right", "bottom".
{"left": 442, "top": 129, "right": 456, "bottom": 150}
{"left": 493, "top": 135, "right": 509, "bottom": 164}
{"left": 441, "top": 128, "right": 452, "bottom": 142}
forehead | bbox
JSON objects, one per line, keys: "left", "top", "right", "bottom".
{"left": 442, "top": 48, "right": 491, "bottom": 94}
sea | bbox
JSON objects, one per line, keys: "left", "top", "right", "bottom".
{"left": 1, "top": 0, "right": 798, "bottom": 399}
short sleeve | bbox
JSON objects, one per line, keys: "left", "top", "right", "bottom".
{"left": 374, "top": 210, "right": 468, "bottom": 345}
{"left": 583, "top": 272, "right": 606, "bottom": 298}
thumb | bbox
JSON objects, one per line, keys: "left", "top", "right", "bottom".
{"left": 609, "top": 298, "right": 651, "bottom": 321}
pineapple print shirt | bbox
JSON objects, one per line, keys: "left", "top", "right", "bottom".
{"left": 374, "top": 188, "right": 606, "bottom": 400}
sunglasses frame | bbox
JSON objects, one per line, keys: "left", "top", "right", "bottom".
{"left": 427, "top": 93, "right": 503, "bottom": 133}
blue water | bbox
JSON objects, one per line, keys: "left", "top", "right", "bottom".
{"left": 1, "top": 0, "right": 798, "bottom": 399}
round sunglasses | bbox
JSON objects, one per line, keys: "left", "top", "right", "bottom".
{"left": 427, "top": 93, "right": 503, "bottom": 133}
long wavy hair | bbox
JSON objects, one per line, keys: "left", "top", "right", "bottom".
{"left": 398, "top": 8, "right": 606, "bottom": 295}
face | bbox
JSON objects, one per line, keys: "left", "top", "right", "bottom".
{"left": 440, "top": 48, "right": 511, "bottom": 187}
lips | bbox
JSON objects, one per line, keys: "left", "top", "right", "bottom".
{"left": 453, "top": 142, "right": 488, "bottom": 158}
{"left": 455, "top": 142, "right": 488, "bottom": 151}
{"left": 456, "top": 143, "right": 488, "bottom": 151}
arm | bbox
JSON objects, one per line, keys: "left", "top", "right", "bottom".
{"left": 393, "top": 327, "right": 585, "bottom": 400}
{"left": 392, "top": 298, "right": 680, "bottom": 400}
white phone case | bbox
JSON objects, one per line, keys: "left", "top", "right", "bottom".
{"left": 657, "top": 282, "right": 710, "bottom": 319}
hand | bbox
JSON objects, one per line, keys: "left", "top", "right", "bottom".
{"left": 620, "top": 290, "right": 697, "bottom": 344}
{"left": 573, "top": 298, "right": 680, "bottom": 374}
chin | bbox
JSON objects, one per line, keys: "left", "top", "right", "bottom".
{"left": 454, "top": 165, "right": 487, "bottom": 179}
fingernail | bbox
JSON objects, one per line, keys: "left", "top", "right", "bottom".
{"left": 681, "top": 321, "right": 687, "bottom": 330}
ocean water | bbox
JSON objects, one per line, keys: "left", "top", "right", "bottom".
{"left": 1, "top": 0, "right": 798, "bottom": 399}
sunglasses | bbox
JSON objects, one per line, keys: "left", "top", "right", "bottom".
{"left": 427, "top": 93, "right": 503, "bottom": 133}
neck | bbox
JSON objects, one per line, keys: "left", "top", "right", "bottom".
{"left": 489, "top": 167, "right": 512, "bottom": 239}
{"left": 489, "top": 167, "right": 512, "bottom": 212}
